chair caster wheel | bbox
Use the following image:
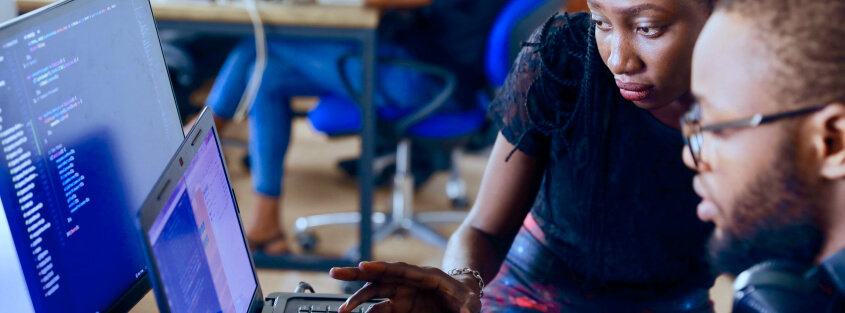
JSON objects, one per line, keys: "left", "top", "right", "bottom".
{"left": 340, "top": 281, "right": 367, "bottom": 294}
{"left": 296, "top": 232, "right": 319, "bottom": 253}
{"left": 451, "top": 197, "right": 470, "bottom": 209}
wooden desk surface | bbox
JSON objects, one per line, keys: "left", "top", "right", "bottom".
{"left": 17, "top": 0, "right": 384, "bottom": 29}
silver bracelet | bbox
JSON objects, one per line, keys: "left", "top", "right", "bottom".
{"left": 447, "top": 268, "right": 485, "bottom": 297}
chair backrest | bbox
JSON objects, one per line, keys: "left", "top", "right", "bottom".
{"left": 485, "top": 0, "right": 569, "bottom": 87}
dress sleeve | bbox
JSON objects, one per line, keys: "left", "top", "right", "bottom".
{"left": 489, "top": 13, "right": 588, "bottom": 159}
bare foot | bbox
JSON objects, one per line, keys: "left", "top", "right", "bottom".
{"left": 246, "top": 194, "right": 290, "bottom": 255}
{"left": 247, "top": 233, "right": 289, "bottom": 255}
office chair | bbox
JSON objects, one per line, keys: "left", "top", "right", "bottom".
{"left": 295, "top": 0, "right": 569, "bottom": 255}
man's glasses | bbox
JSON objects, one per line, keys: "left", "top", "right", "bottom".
{"left": 681, "top": 103, "right": 827, "bottom": 167}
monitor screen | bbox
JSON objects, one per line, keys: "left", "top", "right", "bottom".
{"left": 147, "top": 130, "right": 256, "bottom": 313}
{"left": 0, "top": 0, "right": 183, "bottom": 310}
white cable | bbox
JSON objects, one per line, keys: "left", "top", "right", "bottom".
{"left": 233, "top": 0, "right": 268, "bottom": 122}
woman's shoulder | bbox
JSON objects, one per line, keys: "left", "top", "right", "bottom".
{"left": 532, "top": 12, "right": 595, "bottom": 81}
{"left": 521, "top": 12, "right": 600, "bottom": 129}
{"left": 545, "top": 11, "right": 593, "bottom": 41}
{"left": 488, "top": 11, "right": 605, "bottom": 158}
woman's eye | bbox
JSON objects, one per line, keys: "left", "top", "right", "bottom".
{"left": 636, "top": 26, "right": 663, "bottom": 37}
{"left": 593, "top": 20, "right": 611, "bottom": 31}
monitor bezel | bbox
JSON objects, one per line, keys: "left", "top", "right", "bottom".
{"left": 137, "top": 108, "right": 265, "bottom": 313}
{"left": 0, "top": 0, "right": 185, "bottom": 311}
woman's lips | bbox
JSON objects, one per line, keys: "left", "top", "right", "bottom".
{"left": 616, "top": 80, "right": 655, "bottom": 102}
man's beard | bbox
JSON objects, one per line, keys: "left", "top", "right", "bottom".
{"left": 708, "top": 140, "right": 825, "bottom": 276}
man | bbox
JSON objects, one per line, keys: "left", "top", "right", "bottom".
{"left": 685, "top": 0, "right": 845, "bottom": 310}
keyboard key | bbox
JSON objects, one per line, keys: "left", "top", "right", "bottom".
{"left": 311, "top": 305, "right": 327, "bottom": 313}
{"left": 299, "top": 305, "right": 311, "bottom": 313}
{"left": 326, "top": 306, "right": 338, "bottom": 313}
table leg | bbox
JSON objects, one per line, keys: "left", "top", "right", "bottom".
{"left": 357, "top": 30, "right": 376, "bottom": 263}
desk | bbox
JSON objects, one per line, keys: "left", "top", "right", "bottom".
{"left": 18, "top": 0, "right": 381, "bottom": 28}
{"left": 16, "top": 0, "right": 408, "bottom": 271}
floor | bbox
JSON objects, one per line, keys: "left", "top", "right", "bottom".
{"left": 129, "top": 118, "right": 735, "bottom": 313}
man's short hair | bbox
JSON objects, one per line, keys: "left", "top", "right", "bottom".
{"left": 717, "top": 0, "right": 845, "bottom": 109}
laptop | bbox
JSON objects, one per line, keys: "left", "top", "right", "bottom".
{"left": 136, "top": 108, "right": 382, "bottom": 313}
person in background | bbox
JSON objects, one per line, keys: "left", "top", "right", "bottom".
{"left": 331, "top": 0, "right": 718, "bottom": 312}
{"left": 684, "top": 0, "right": 845, "bottom": 310}
{"left": 203, "top": 0, "right": 509, "bottom": 255}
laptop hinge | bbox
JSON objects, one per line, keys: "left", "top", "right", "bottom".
{"left": 261, "top": 297, "right": 276, "bottom": 313}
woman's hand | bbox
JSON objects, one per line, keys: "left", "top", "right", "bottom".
{"left": 330, "top": 261, "right": 482, "bottom": 313}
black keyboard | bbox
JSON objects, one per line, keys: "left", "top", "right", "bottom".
{"left": 266, "top": 292, "right": 384, "bottom": 313}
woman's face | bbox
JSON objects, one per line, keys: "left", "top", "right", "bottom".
{"left": 589, "top": 0, "right": 710, "bottom": 109}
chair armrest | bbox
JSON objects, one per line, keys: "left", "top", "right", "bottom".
{"left": 337, "top": 54, "right": 457, "bottom": 135}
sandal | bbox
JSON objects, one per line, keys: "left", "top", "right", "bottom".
{"left": 248, "top": 232, "right": 290, "bottom": 256}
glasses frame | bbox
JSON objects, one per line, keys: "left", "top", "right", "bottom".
{"left": 681, "top": 103, "right": 828, "bottom": 167}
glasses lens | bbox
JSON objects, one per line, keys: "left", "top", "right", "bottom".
{"left": 682, "top": 103, "right": 704, "bottom": 166}
{"left": 691, "top": 133, "right": 703, "bottom": 165}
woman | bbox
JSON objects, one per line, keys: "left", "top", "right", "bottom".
{"left": 331, "top": 0, "right": 716, "bottom": 312}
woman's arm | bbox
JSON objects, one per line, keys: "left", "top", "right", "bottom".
{"left": 331, "top": 134, "right": 545, "bottom": 313}
{"left": 442, "top": 133, "right": 546, "bottom": 292}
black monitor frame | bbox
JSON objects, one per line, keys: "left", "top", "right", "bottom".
{"left": 0, "top": 0, "right": 183, "bottom": 311}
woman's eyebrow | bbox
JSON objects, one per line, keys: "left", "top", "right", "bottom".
{"left": 616, "top": 4, "right": 670, "bottom": 15}
{"left": 587, "top": 1, "right": 670, "bottom": 15}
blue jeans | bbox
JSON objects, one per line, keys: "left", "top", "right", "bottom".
{"left": 206, "top": 38, "right": 445, "bottom": 196}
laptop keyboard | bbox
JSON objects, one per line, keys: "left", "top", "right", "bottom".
{"left": 272, "top": 293, "right": 382, "bottom": 313}
{"left": 293, "top": 303, "right": 373, "bottom": 313}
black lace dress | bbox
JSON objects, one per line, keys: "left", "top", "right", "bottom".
{"left": 482, "top": 12, "right": 716, "bottom": 312}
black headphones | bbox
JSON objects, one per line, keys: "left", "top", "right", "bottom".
{"left": 732, "top": 261, "right": 841, "bottom": 313}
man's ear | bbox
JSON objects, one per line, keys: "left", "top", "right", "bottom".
{"left": 812, "top": 103, "right": 845, "bottom": 179}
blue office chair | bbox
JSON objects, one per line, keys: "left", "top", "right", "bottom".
{"left": 295, "top": 0, "right": 568, "bottom": 254}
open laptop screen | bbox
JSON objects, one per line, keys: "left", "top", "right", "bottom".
{"left": 147, "top": 130, "right": 256, "bottom": 313}
{"left": 0, "top": 0, "right": 182, "bottom": 311}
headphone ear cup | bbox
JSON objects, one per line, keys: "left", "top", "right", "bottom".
{"left": 733, "top": 261, "right": 830, "bottom": 313}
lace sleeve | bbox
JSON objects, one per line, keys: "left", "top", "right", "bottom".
{"left": 489, "top": 13, "right": 588, "bottom": 160}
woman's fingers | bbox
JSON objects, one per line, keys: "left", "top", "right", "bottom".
{"left": 339, "top": 283, "right": 399, "bottom": 313}
{"left": 332, "top": 262, "right": 449, "bottom": 290}
{"left": 330, "top": 267, "right": 425, "bottom": 288}
{"left": 360, "top": 262, "right": 458, "bottom": 290}
{"left": 331, "top": 262, "right": 474, "bottom": 309}
{"left": 329, "top": 267, "right": 364, "bottom": 281}
{"left": 363, "top": 301, "right": 394, "bottom": 313}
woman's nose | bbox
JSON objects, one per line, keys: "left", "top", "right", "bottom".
{"left": 608, "top": 33, "right": 643, "bottom": 75}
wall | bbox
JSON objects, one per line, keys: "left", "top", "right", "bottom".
{"left": 566, "top": 0, "right": 589, "bottom": 12}
{"left": 0, "top": 0, "right": 16, "bottom": 23}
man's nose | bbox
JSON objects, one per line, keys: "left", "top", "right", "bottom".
{"left": 682, "top": 145, "right": 712, "bottom": 172}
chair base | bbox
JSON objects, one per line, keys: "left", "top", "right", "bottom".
{"left": 294, "top": 211, "right": 468, "bottom": 259}
{"left": 294, "top": 139, "right": 470, "bottom": 257}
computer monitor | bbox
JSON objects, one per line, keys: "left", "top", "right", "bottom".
{"left": 0, "top": 0, "right": 183, "bottom": 311}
